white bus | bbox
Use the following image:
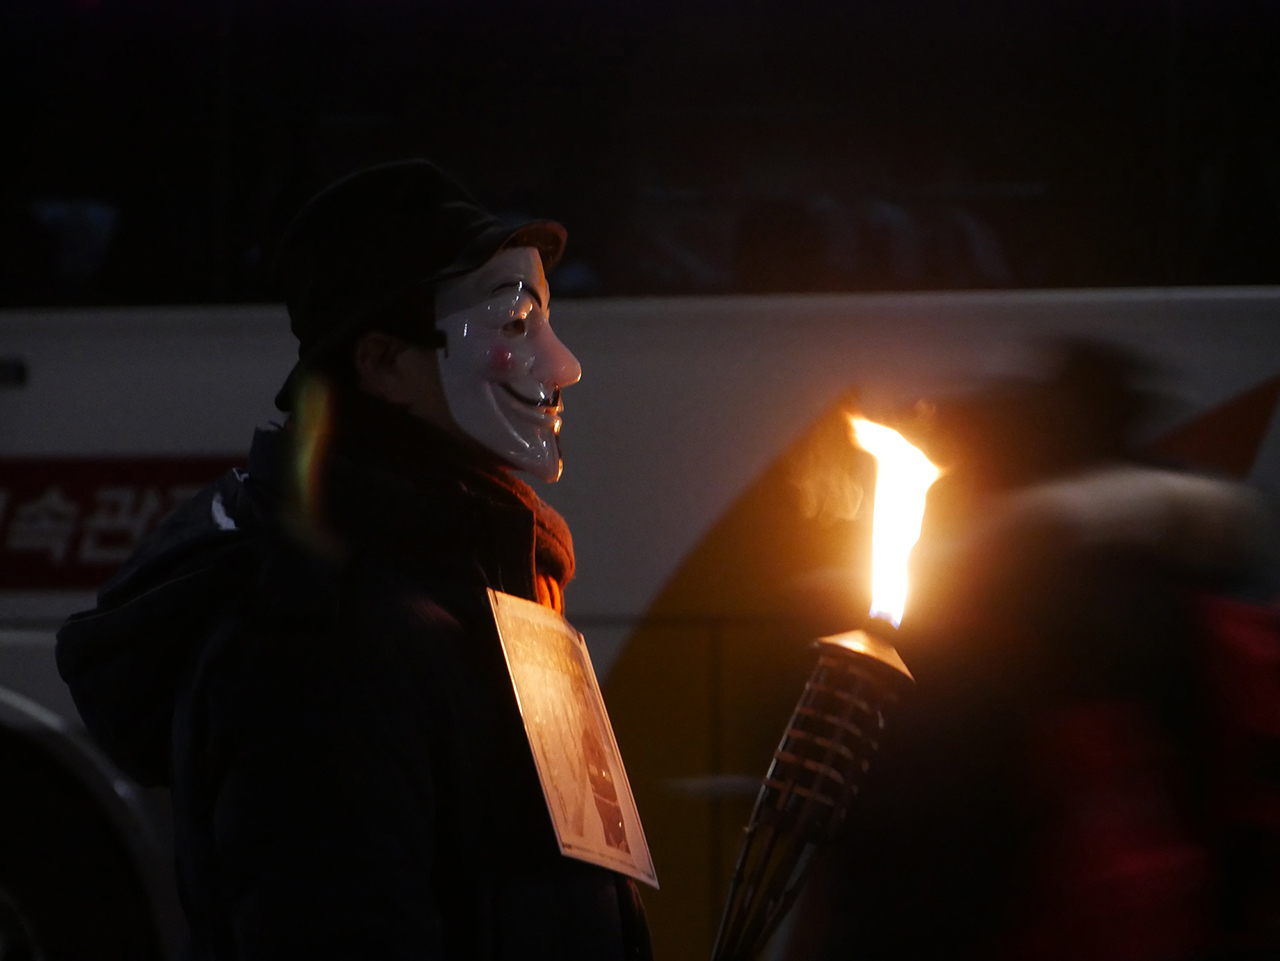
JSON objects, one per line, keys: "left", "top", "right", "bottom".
{"left": 2, "top": 288, "right": 1278, "bottom": 957}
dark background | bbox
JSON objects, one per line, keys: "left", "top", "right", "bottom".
{"left": 2, "top": 0, "right": 1278, "bottom": 304}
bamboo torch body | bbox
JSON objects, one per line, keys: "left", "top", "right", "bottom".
{"left": 710, "top": 628, "right": 912, "bottom": 961}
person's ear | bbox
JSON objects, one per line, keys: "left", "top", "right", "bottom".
{"left": 354, "top": 330, "right": 415, "bottom": 404}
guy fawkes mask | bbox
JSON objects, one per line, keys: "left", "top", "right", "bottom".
{"left": 434, "top": 246, "right": 581, "bottom": 482}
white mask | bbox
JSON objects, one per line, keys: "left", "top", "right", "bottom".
{"left": 434, "top": 247, "right": 582, "bottom": 482}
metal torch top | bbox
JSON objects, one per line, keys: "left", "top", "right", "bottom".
{"left": 815, "top": 628, "right": 914, "bottom": 682}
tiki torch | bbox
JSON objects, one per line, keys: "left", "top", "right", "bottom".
{"left": 710, "top": 417, "right": 940, "bottom": 961}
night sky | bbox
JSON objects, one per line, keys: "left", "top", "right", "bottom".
{"left": 3, "top": 0, "right": 1279, "bottom": 304}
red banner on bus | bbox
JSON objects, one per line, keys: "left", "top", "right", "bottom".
{"left": 0, "top": 458, "right": 244, "bottom": 590}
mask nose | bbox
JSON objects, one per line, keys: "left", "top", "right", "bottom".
{"left": 534, "top": 325, "right": 582, "bottom": 391}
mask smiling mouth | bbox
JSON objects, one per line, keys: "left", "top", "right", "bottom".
{"left": 500, "top": 383, "right": 562, "bottom": 410}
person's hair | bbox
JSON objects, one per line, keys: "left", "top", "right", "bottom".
{"left": 312, "top": 285, "right": 441, "bottom": 390}
{"left": 937, "top": 338, "right": 1163, "bottom": 492}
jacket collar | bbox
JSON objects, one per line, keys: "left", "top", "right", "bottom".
{"left": 247, "top": 391, "right": 574, "bottom": 597}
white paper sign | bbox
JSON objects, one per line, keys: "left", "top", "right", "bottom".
{"left": 489, "top": 589, "right": 658, "bottom": 888}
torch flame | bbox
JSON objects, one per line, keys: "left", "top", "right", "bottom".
{"left": 850, "top": 417, "right": 940, "bottom": 628}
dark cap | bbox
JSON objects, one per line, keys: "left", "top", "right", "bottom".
{"left": 273, "top": 160, "right": 566, "bottom": 411}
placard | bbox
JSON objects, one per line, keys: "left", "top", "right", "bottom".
{"left": 489, "top": 589, "right": 658, "bottom": 888}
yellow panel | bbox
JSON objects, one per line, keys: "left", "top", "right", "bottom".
{"left": 604, "top": 401, "right": 878, "bottom": 961}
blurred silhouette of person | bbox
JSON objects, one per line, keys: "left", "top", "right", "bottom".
{"left": 786, "top": 340, "right": 1279, "bottom": 961}
{"left": 56, "top": 161, "right": 651, "bottom": 961}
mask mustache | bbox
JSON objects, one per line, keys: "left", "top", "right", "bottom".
{"left": 500, "top": 383, "right": 563, "bottom": 409}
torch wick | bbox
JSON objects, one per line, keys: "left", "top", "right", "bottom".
{"left": 861, "top": 616, "right": 901, "bottom": 642}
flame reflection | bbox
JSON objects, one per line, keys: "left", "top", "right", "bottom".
{"left": 850, "top": 417, "right": 940, "bottom": 628}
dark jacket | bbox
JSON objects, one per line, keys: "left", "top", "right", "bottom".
{"left": 57, "top": 395, "right": 651, "bottom": 961}
{"left": 791, "top": 466, "right": 1274, "bottom": 961}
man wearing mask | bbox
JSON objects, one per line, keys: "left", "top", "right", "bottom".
{"left": 57, "top": 161, "right": 652, "bottom": 960}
